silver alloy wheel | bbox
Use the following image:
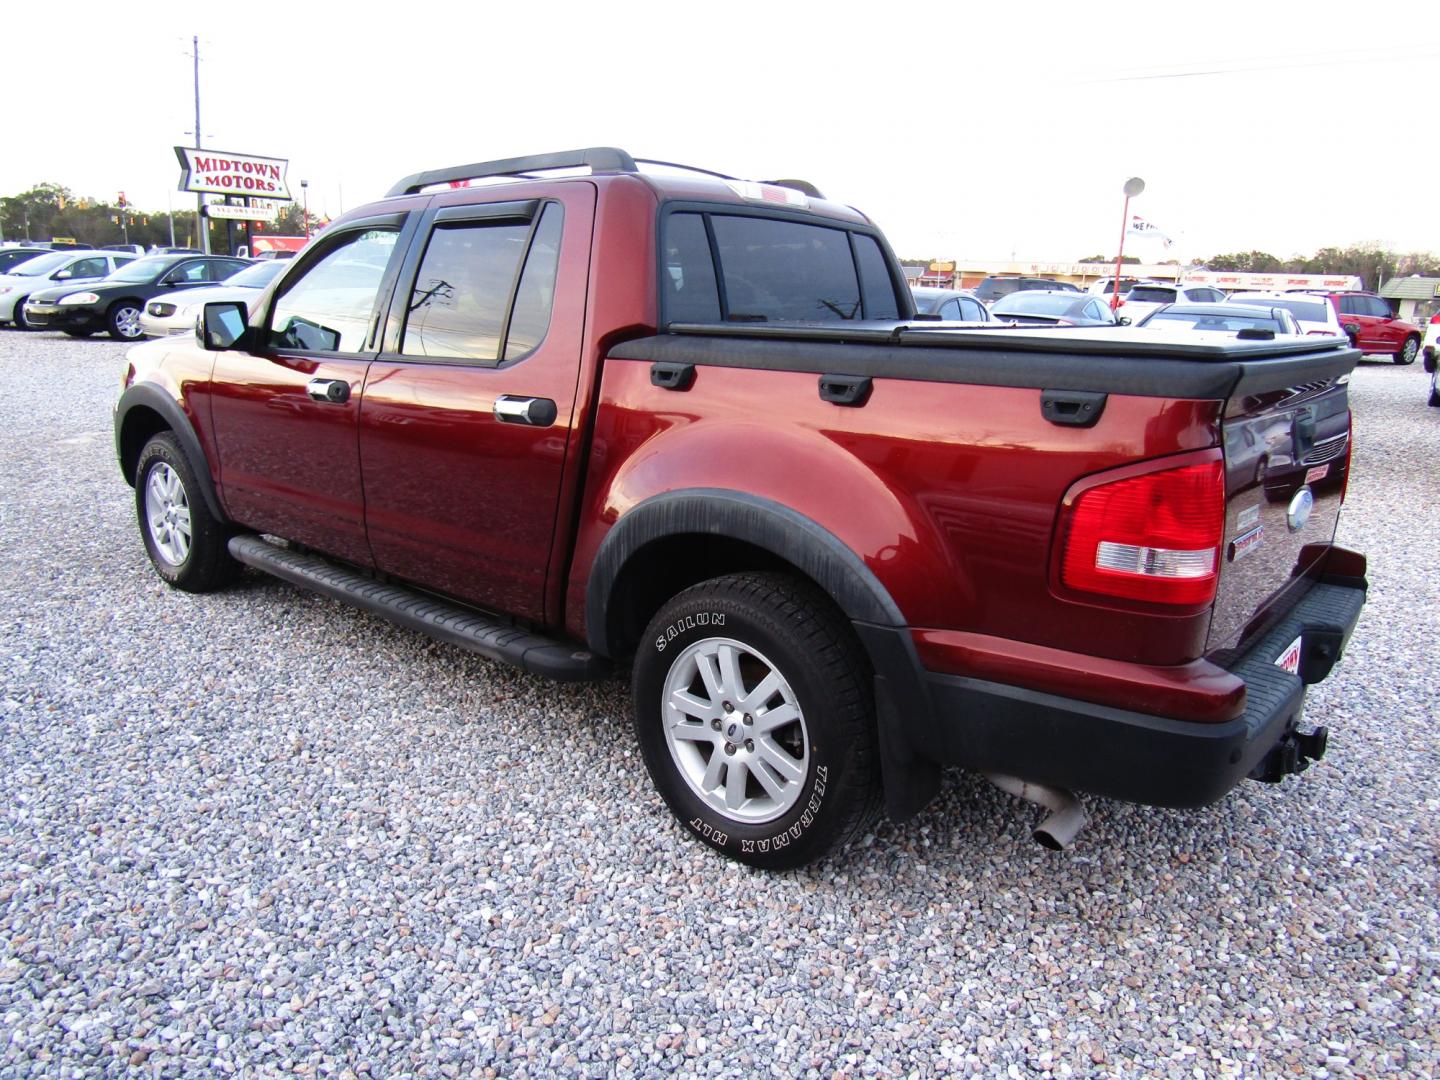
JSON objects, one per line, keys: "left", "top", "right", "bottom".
{"left": 1400, "top": 338, "right": 1419, "bottom": 364}
{"left": 114, "top": 306, "right": 142, "bottom": 339}
{"left": 145, "top": 462, "right": 192, "bottom": 566}
{"left": 661, "top": 636, "right": 809, "bottom": 824}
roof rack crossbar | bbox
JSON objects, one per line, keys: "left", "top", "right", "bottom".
{"left": 387, "top": 147, "right": 638, "bottom": 197}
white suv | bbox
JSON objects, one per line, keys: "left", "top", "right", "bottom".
{"left": 1116, "top": 282, "right": 1227, "bottom": 322}
{"left": 1227, "top": 293, "right": 1347, "bottom": 338}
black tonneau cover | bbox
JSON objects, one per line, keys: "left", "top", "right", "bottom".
{"left": 611, "top": 323, "right": 1360, "bottom": 401}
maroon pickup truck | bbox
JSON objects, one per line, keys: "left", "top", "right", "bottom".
{"left": 114, "top": 148, "right": 1367, "bottom": 869}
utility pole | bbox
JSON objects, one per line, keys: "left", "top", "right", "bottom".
{"left": 193, "top": 35, "right": 209, "bottom": 254}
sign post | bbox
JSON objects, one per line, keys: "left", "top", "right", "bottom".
{"left": 176, "top": 146, "right": 292, "bottom": 255}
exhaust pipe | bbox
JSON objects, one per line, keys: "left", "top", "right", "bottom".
{"left": 986, "top": 773, "right": 1087, "bottom": 850}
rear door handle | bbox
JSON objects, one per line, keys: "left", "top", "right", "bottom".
{"left": 493, "top": 395, "right": 558, "bottom": 426}
{"left": 306, "top": 378, "right": 351, "bottom": 404}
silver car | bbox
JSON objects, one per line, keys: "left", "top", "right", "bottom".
{"left": 139, "top": 259, "right": 289, "bottom": 338}
{"left": 0, "top": 250, "right": 136, "bottom": 329}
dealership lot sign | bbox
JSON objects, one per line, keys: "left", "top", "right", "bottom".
{"left": 175, "top": 147, "right": 291, "bottom": 199}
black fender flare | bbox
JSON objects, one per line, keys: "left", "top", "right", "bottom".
{"left": 114, "top": 382, "right": 228, "bottom": 524}
{"left": 586, "top": 488, "right": 941, "bottom": 822}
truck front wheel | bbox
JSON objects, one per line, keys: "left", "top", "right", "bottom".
{"left": 135, "top": 433, "right": 240, "bottom": 592}
{"left": 632, "top": 572, "right": 881, "bottom": 869}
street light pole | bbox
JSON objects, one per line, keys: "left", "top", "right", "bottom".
{"left": 301, "top": 180, "right": 310, "bottom": 238}
{"left": 1111, "top": 177, "right": 1145, "bottom": 310}
{"left": 193, "top": 35, "right": 209, "bottom": 254}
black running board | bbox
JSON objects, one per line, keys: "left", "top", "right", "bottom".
{"left": 228, "top": 535, "right": 609, "bottom": 682}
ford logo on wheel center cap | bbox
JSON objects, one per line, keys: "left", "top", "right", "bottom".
{"left": 1286, "top": 487, "right": 1315, "bottom": 532}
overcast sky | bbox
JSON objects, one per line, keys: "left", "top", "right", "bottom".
{"left": 7, "top": 1, "right": 1439, "bottom": 263}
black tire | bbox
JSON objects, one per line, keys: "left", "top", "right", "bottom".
{"left": 63, "top": 330, "right": 93, "bottom": 339}
{"left": 1396, "top": 336, "right": 1419, "bottom": 365}
{"left": 107, "top": 300, "right": 144, "bottom": 341}
{"left": 134, "top": 433, "right": 239, "bottom": 592}
{"left": 1428, "top": 369, "right": 1439, "bottom": 408}
{"left": 10, "top": 298, "right": 29, "bottom": 330}
{"left": 633, "top": 572, "right": 881, "bottom": 869}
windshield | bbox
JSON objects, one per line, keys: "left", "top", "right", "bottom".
{"left": 995, "top": 293, "right": 1078, "bottom": 315}
{"left": 107, "top": 257, "right": 176, "bottom": 283}
{"left": 224, "top": 261, "right": 286, "bottom": 288}
{"left": 1126, "top": 286, "right": 1176, "bottom": 303}
{"left": 1235, "top": 296, "right": 1328, "bottom": 322}
{"left": 1147, "top": 310, "right": 1286, "bottom": 332}
{"left": 9, "top": 252, "right": 71, "bottom": 277}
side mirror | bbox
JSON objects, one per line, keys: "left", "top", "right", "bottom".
{"left": 199, "top": 301, "right": 249, "bottom": 350}
{"left": 52, "top": 270, "right": 72, "bottom": 280}
{"left": 1117, "top": 316, "right": 1132, "bottom": 326}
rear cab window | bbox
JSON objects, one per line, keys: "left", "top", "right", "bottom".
{"left": 661, "top": 209, "right": 900, "bottom": 324}
{"left": 1127, "top": 286, "right": 1177, "bottom": 303}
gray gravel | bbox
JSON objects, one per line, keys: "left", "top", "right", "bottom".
{"left": 0, "top": 331, "right": 1437, "bottom": 1078}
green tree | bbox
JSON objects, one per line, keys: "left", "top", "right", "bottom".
{"left": 1200, "top": 250, "right": 1284, "bottom": 273}
{"left": 0, "top": 182, "right": 73, "bottom": 242}
{"left": 1078, "top": 254, "right": 1139, "bottom": 264}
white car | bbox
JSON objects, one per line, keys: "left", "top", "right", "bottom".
{"left": 1226, "top": 292, "right": 1347, "bottom": 338}
{"left": 0, "top": 250, "right": 137, "bottom": 329}
{"left": 139, "top": 259, "right": 289, "bottom": 338}
{"left": 1115, "top": 282, "right": 1228, "bottom": 323}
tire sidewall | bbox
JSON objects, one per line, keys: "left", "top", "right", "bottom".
{"left": 135, "top": 436, "right": 198, "bottom": 587}
{"left": 633, "top": 584, "right": 860, "bottom": 868}
{"left": 109, "top": 302, "right": 143, "bottom": 341}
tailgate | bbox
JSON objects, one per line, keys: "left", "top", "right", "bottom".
{"left": 1208, "top": 368, "right": 1354, "bottom": 653}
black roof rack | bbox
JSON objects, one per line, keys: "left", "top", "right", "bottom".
{"left": 387, "top": 147, "right": 826, "bottom": 200}
{"left": 387, "top": 147, "right": 638, "bottom": 197}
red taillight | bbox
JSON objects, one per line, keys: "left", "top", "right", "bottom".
{"left": 1430, "top": 313, "right": 1440, "bottom": 325}
{"left": 1060, "top": 459, "right": 1225, "bottom": 606}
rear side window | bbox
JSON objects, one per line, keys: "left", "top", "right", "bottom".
{"left": 662, "top": 212, "right": 900, "bottom": 323}
{"left": 662, "top": 213, "right": 721, "bottom": 322}
{"left": 401, "top": 203, "right": 564, "bottom": 363}
{"left": 853, "top": 234, "right": 900, "bottom": 319}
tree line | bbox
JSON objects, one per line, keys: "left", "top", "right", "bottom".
{"left": 0, "top": 182, "right": 319, "bottom": 252}
{"left": 899, "top": 246, "right": 1440, "bottom": 292}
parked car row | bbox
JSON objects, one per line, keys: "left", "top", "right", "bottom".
{"left": 0, "top": 249, "right": 258, "bottom": 339}
{"left": 947, "top": 273, "right": 1420, "bottom": 362}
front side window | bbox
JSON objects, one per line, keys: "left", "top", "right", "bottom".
{"left": 1365, "top": 296, "right": 1391, "bottom": 318}
{"left": 269, "top": 227, "right": 398, "bottom": 353}
{"left": 66, "top": 257, "right": 108, "bottom": 278}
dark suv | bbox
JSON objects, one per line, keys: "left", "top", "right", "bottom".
{"left": 1313, "top": 291, "right": 1420, "bottom": 364}
{"left": 973, "top": 275, "right": 1079, "bottom": 306}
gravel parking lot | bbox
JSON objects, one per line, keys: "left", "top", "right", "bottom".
{"left": 0, "top": 332, "right": 1436, "bottom": 1078}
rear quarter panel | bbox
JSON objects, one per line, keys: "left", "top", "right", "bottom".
{"left": 569, "top": 359, "right": 1222, "bottom": 665}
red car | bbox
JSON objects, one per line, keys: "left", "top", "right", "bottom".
{"left": 1316, "top": 291, "right": 1420, "bottom": 364}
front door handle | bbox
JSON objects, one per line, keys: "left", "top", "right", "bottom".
{"left": 493, "top": 395, "right": 558, "bottom": 426}
{"left": 306, "top": 378, "right": 351, "bottom": 404}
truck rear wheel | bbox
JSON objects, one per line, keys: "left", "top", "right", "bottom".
{"left": 632, "top": 572, "right": 880, "bottom": 869}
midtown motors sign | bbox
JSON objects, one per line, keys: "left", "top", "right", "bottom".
{"left": 175, "top": 147, "right": 292, "bottom": 199}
